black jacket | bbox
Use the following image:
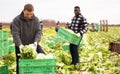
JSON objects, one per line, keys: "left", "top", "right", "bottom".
{"left": 11, "top": 12, "right": 42, "bottom": 47}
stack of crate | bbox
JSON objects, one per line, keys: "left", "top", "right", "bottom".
{"left": 0, "top": 30, "right": 9, "bottom": 56}
{"left": 0, "top": 30, "right": 12, "bottom": 74}
{"left": 109, "top": 42, "right": 120, "bottom": 53}
{"left": 0, "top": 30, "right": 15, "bottom": 56}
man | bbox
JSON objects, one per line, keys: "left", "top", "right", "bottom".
{"left": 0, "top": 23, "right": 2, "bottom": 30}
{"left": 55, "top": 21, "right": 60, "bottom": 32}
{"left": 10, "top": 4, "right": 45, "bottom": 74}
{"left": 67, "top": 6, "right": 88, "bottom": 65}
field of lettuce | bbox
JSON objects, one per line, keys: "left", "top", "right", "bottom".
{"left": 40, "top": 26, "right": 120, "bottom": 74}
{"left": 0, "top": 26, "right": 120, "bottom": 74}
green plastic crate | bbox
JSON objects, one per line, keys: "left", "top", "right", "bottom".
{"left": 0, "top": 41, "right": 2, "bottom": 48}
{"left": 0, "top": 30, "right": 8, "bottom": 41}
{"left": 3, "top": 41, "right": 9, "bottom": 55}
{"left": 0, "top": 41, "right": 9, "bottom": 56}
{"left": 3, "top": 47, "right": 9, "bottom": 56}
{"left": 0, "top": 41, "right": 3, "bottom": 56}
{"left": 0, "top": 65, "right": 9, "bottom": 74}
{"left": 58, "top": 28, "right": 81, "bottom": 45}
{"left": 19, "top": 59, "right": 56, "bottom": 74}
{"left": 0, "top": 30, "right": 2, "bottom": 40}
{"left": 62, "top": 43, "right": 69, "bottom": 51}
{"left": 0, "top": 40, "right": 9, "bottom": 48}
{"left": 0, "top": 48, "right": 2, "bottom": 56}
{"left": 96, "top": 25, "right": 101, "bottom": 31}
{"left": 78, "top": 40, "right": 83, "bottom": 48}
{"left": 0, "top": 48, "right": 3, "bottom": 57}
{"left": 8, "top": 45, "right": 15, "bottom": 52}
{"left": 3, "top": 40, "right": 8, "bottom": 48}
{"left": 8, "top": 40, "right": 14, "bottom": 45}
{"left": 54, "top": 35, "right": 66, "bottom": 43}
{"left": 45, "top": 35, "right": 66, "bottom": 47}
{"left": 2, "top": 31, "right": 8, "bottom": 40}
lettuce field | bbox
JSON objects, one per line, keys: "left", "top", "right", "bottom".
{"left": 40, "top": 26, "right": 120, "bottom": 74}
{"left": 0, "top": 26, "right": 120, "bottom": 74}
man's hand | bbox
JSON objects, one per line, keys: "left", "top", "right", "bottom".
{"left": 29, "top": 42, "right": 37, "bottom": 50}
{"left": 80, "top": 31, "right": 83, "bottom": 36}
{"left": 34, "top": 42, "right": 37, "bottom": 49}
{"left": 19, "top": 44, "right": 24, "bottom": 53}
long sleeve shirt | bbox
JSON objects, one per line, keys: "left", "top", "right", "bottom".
{"left": 68, "top": 14, "right": 88, "bottom": 35}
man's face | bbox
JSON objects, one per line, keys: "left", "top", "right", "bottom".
{"left": 23, "top": 10, "right": 34, "bottom": 19}
{"left": 74, "top": 8, "right": 80, "bottom": 16}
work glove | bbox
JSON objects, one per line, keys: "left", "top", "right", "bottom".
{"left": 29, "top": 42, "right": 37, "bottom": 50}
{"left": 76, "top": 32, "right": 83, "bottom": 39}
{"left": 19, "top": 44, "right": 24, "bottom": 53}
{"left": 76, "top": 33, "right": 80, "bottom": 37}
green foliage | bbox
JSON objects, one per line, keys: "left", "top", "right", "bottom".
{"left": 19, "top": 45, "right": 37, "bottom": 59}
